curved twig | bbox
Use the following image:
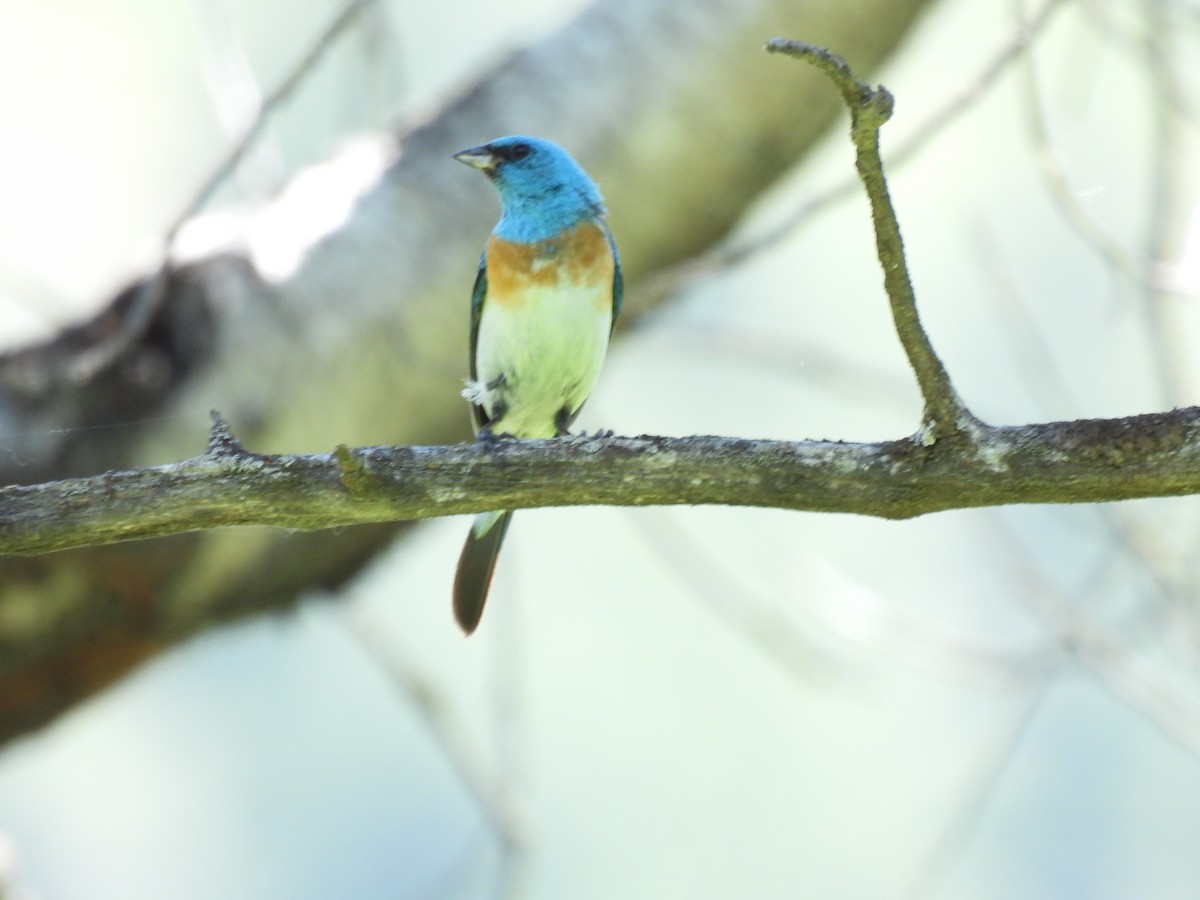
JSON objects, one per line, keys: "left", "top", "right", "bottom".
{"left": 765, "top": 39, "right": 976, "bottom": 438}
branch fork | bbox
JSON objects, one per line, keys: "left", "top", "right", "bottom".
{"left": 767, "top": 38, "right": 980, "bottom": 444}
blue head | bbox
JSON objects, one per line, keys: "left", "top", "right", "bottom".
{"left": 454, "top": 136, "right": 605, "bottom": 243}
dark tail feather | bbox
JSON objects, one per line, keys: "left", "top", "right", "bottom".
{"left": 452, "top": 510, "right": 513, "bottom": 634}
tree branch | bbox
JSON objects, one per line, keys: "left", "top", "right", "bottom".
{"left": 0, "top": 0, "right": 947, "bottom": 748}
{"left": 4, "top": 409, "right": 1200, "bottom": 556}
{"left": 766, "top": 39, "right": 977, "bottom": 438}
{"left": 640, "top": 0, "right": 1067, "bottom": 313}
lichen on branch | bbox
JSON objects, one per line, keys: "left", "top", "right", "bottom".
{"left": 766, "top": 38, "right": 976, "bottom": 438}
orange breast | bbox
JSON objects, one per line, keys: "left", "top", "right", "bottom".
{"left": 486, "top": 221, "right": 614, "bottom": 309}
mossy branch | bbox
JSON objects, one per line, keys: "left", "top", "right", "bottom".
{"left": 4, "top": 409, "right": 1200, "bottom": 555}
{"left": 766, "top": 38, "right": 976, "bottom": 438}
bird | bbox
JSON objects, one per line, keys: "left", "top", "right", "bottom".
{"left": 451, "top": 135, "right": 622, "bottom": 634}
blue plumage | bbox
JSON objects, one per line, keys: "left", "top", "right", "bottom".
{"left": 451, "top": 136, "right": 622, "bottom": 634}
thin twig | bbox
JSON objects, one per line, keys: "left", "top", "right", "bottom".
{"left": 1019, "top": 14, "right": 1170, "bottom": 292}
{"left": 637, "top": 0, "right": 1066, "bottom": 317}
{"left": 627, "top": 509, "right": 848, "bottom": 686}
{"left": 904, "top": 685, "right": 1058, "bottom": 900}
{"left": 986, "top": 513, "right": 1200, "bottom": 755}
{"left": 7, "top": 1, "right": 382, "bottom": 390}
{"left": 189, "top": 0, "right": 287, "bottom": 198}
{"left": 1137, "top": 0, "right": 1192, "bottom": 405}
{"left": 765, "top": 39, "right": 975, "bottom": 437}
{"left": 168, "top": 0, "right": 380, "bottom": 240}
{"left": 337, "top": 612, "right": 528, "bottom": 891}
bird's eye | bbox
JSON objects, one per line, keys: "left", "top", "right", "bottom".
{"left": 510, "top": 142, "right": 532, "bottom": 160}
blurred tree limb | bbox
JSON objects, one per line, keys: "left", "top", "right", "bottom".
{"left": 0, "top": 0, "right": 943, "bottom": 744}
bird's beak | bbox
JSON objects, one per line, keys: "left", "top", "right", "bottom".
{"left": 453, "top": 145, "right": 496, "bottom": 173}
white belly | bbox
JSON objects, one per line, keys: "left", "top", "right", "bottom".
{"left": 473, "top": 281, "right": 612, "bottom": 438}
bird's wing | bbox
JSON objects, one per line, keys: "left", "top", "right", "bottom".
{"left": 602, "top": 220, "right": 623, "bottom": 331}
{"left": 468, "top": 251, "right": 490, "bottom": 432}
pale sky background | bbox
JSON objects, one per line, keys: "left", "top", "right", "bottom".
{"left": 2, "top": 1, "right": 1200, "bottom": 899}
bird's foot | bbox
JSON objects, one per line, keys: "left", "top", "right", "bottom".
{"left": 474, "top": 426, "right": 521, "bottom": 447}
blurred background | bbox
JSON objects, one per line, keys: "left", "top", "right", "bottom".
{"left": 2, "top": 0, "right": 1200, "bottom": 897}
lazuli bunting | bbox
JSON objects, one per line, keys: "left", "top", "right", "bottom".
{"left": 452, "top": 136, "right": 623, "bottom": 634}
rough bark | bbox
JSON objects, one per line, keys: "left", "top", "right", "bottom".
{"left": 4, "top": 411, "right": 1200, "bottom": 559}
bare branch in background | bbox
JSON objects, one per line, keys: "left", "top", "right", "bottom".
{"left": 905, "top": 688, "right": 1057, "bottom": 900}
{"left": 1019, "top": 8, "right": 1172, "bottom": 293}
{"left": 337, "top": 609, "right": 528, "bottom": 897}
{"left": 766, "top": 39, "right": 973, "bottom": 434}
{"left": 638, "top": 0, "right": 1066, "bottom": 310}
{"left": 178, "top": 0, "right": 383, "bottom": 235}
{"left": 626, "top": 509, "right": 850, "bottom": 686}
{"left": 1136, "top": 0, "right": 1195, "bottom": 405}
{"left": 984, "top": 513, "right": 1200, "bottom": 755}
